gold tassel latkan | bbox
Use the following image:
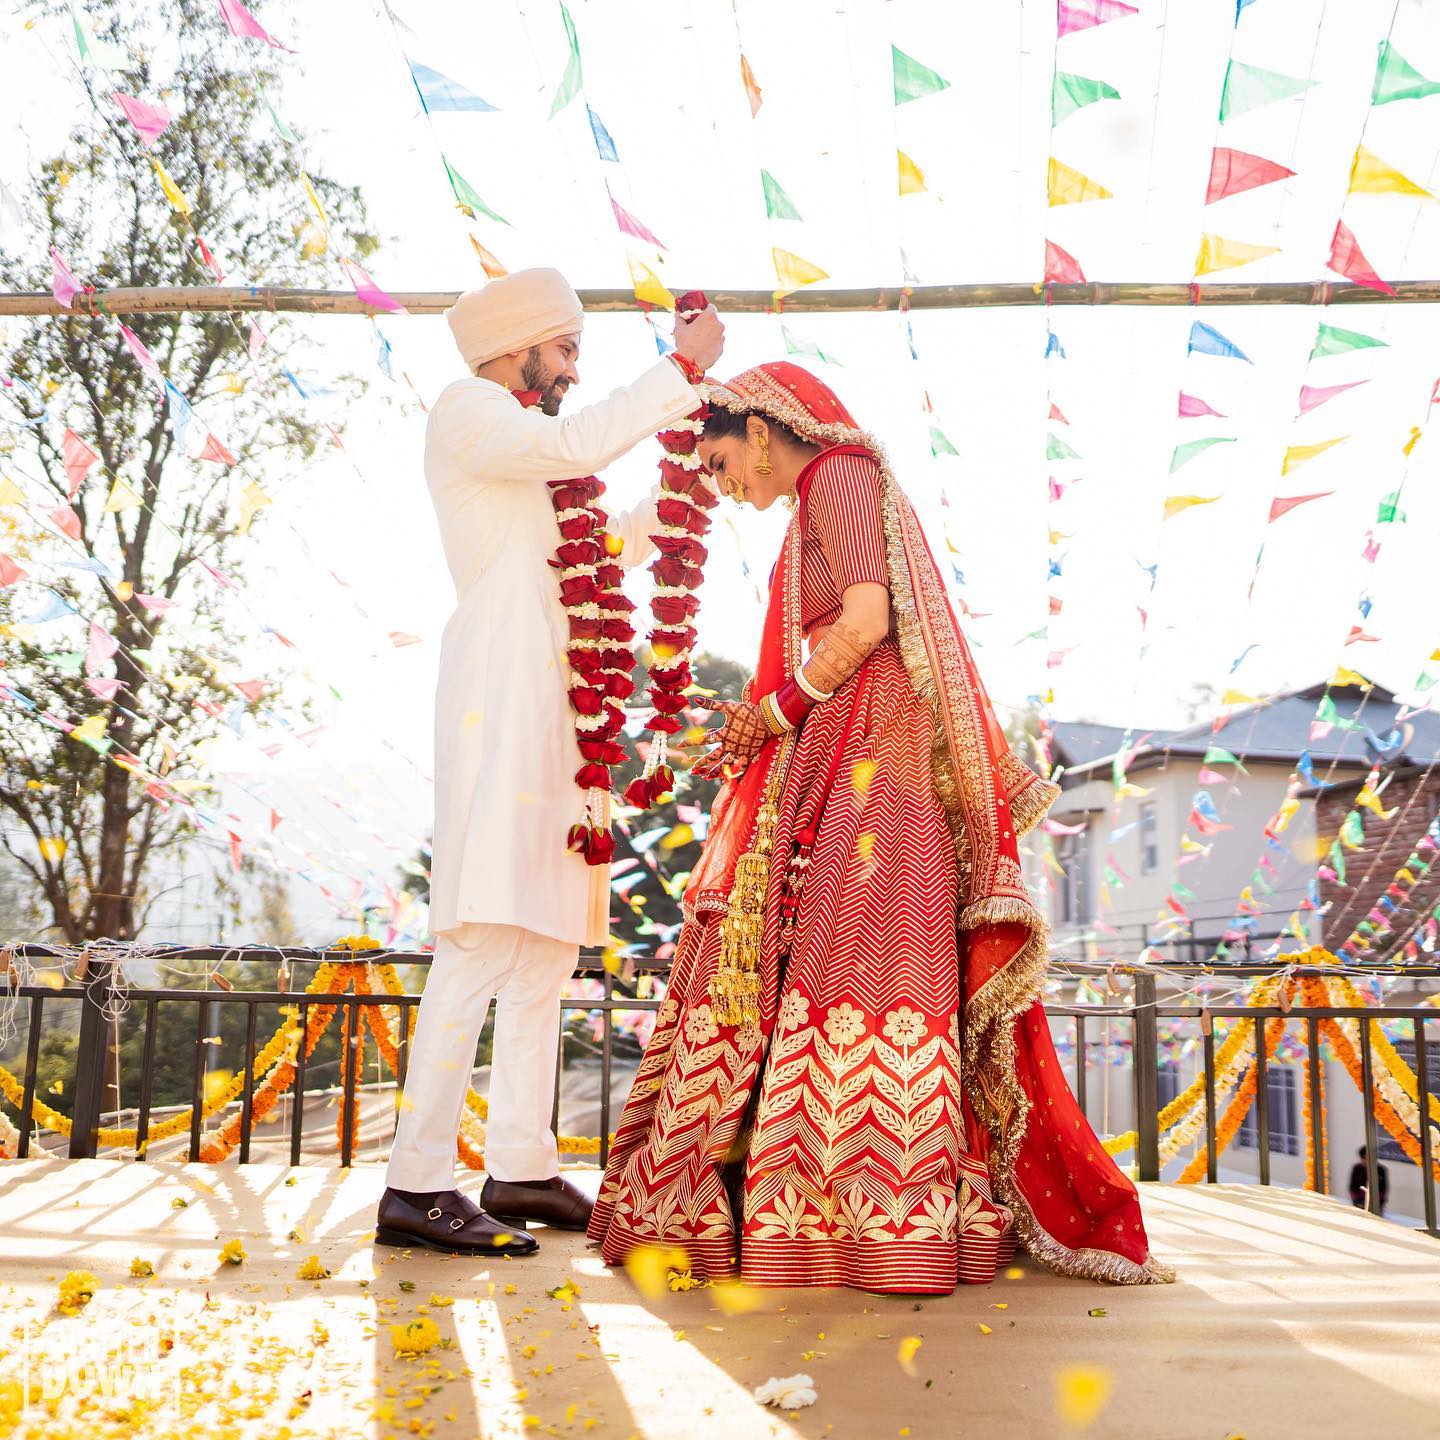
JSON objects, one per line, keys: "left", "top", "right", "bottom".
{"left": 709, "top": 799, "right": 778, "bottom": 1027}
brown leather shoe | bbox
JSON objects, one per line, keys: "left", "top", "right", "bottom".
{"left": 375, "top": 1187, "right": 538, "bottom": 1257}
{"left": 481, "top": 1175, "right": 594, "bottom": 1231}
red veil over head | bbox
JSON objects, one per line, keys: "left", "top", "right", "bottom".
{"left": 686, "top": 361, "right": 1171, "bottom": 1285}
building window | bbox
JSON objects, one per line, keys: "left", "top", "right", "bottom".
{"left": 1140, "top": 802, "right": 1158, "bottom": 876}
{"left": 1056, "top": 828, "right": 1092, "bottom": 925}
{"left": 1237, "top": 1065, "right": 1300, "bottom": 1157}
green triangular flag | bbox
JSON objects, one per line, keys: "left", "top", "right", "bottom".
{"left": 263, "top": 90, "right": 296, "bottom": 143}
{"left": 1340, "top": 810, "right": 1366, "bottom": 848}
{"left": 443, "top": 157, "right": 508, "bottom": 225}
{"left": 1376, "top": 490, "right": 1407, "bottom": 524}
{"left": 1372, "top": 40, "right": 1440, "bottom": 105}
{"left": 1201, "top": 744, "right": 1247, "bottom": 773}
{"left": 761, "top": 170, "right": 803, "bottom": 221}
{"left": 893, "top": 45, "right": 949, "bottom": 105}
{"left": 1315, "top": 693, "right": 1339, "bottom": 726}
{"left": 1046, "top": 432, "right": 1080, "bottom": 461}
{"left": 1219, "top": 60, "right": 1314, "bottom": 122}
{"left": 1310, "top": 322, "right": 1387, "bottom": 359}
{"left": 50, "top": 650, "right": 85, "bottom": 677}
{"left": 1052, "top": 71, "right": 1120, "bottom": 125}
{"left": 781, "top": 324, "right": 841, "bottom": 365}
{"left": 1170, "top": 436, "right": 1234, "bottom": 473}
{"left": 1329, "top": 840, "right": 1346, "bottom": 884}
{"left": 69, "top": 2, "right": 126, "bottom": 70}
{"left": 548, "top": 2, "right": 583, "bottom": 117}
{"left": 1417, "top": 671, "right": 1439, "bottom": 693}
{"left": 1173, "top": 883, "right": 1198, "bottom": 902}
{"left": 929, "top": 425, "right": 958, "bottom": 457}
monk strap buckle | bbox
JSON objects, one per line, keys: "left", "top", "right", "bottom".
{"left": 427, "top": 1207, "right": 443, "bottom": 1220}
{"left": 449, "top": 1217, "right": 465, "bottom": 1230}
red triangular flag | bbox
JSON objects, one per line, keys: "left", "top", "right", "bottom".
{"left": 48, "top": 505, "right": 83, "bottom": 540}
{"left": 234, "top": 679, "right": 267, "bottom": 702}
{"left": 1268, "top": 491, "right": 1333, "bottom": 523}
{"left": 1044, "top": 238, "right": 1086, "bottom": 284}
{"left": 1345, "top": 625, "right": 1379, "bottom": 645}
{"left": 197, "top": 433, "right": 237, "bottom": 465}
{"left": 1206, "top": 147, "right": 1295, "bottom": 205}
{"left": 61, "top": 428, "right": 99, "bottom": 498}
{"left": 1327, "top": 221, "right": 1395, "bottom": 296}
{"left": 269, "top": 808, "right": 283, "bottom": 832}
{"left": 1048, "top": 402, "right": 1070, "bottom": 424}
{"left": 0, "top": 553, "right": 28, "bottom": 587}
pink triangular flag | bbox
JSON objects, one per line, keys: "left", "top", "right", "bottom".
{"left": 85, "top": 620, "right": 119, "bottom": 674}
{"left": 1327, "top": 220, "right": 1395, "bottom": 296}
{"left": 195, "top": 234, "right": 226, "bottom": 283}
{"left": 269, "top": 808, "right": 283, "bottom": 831}
{"left": 343, "top": 259, "right": 407, "bottom": 314}
{"left": 1048, "top": 477, "right": 1068, "bottom": 501}
{"left": 1178, "top": 392, "right": 1225, "bottom": 419}
{"left": 50, "top": 248, "right": 83, "bottom": 309}
{"left": 1043, "top": 238, "right": 1086, "bottom": 284}
{"left": 1048, "top": 402, "right": 1070, "bottom": 424}
{"left": 86, "top": 677, "right": 122, "bottom": 701}
{"left": 1197, "top": 767, "right": 1229, "bottom": 786}
{"left": 1205, "top": 147, "right": 1294, "bottom": 205}
{"left": 1298, "top": 379, "right": 1367, "bottom": 414}
{"left": 49, "top": 505, "right": 83, "bottom": 541}
{"left": 234, "top": 679, "right": 267, "bottom": 702}
{"left": 1345, "top": 626, "right": 1379, "bottom": 645}
{"left": 611, "top": 197, "right": 666, "bottom": 250}
{"left": 0, "top": 553, "right": 28, "bottom": 587}
{"left": 197, "top": 433, "right": 237, "bottom": 465}
{"left": 1362, "top": 530, "right": 1380, "bottom": 563}
{"left": 134, "top": 592, "right": 175, "bottom": 613}
{"left": 61, "top": 428, "right": 99, "bottom": 496}
{"left": 118, "top": 323, "right": 165, "bottom": 391}
{"left": 1057, "top": 0, "right": 1138, "bottom": 37}
{"left": 114, "top": 93, "right": 173, "bottom": 148}
{"left": 228, "top": 831, "right": 244, "bottom": 871}
{"left": 247, "top": 318, "right": 268, "bottom": 359}
{"left": 1268, "top": 491, "right": 1334, "bottom": 522}
{"left": 217, "top": 0, "right": 292, "bottom": 50}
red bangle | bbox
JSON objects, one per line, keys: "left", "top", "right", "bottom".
{"left": 774, "top": 677, "right": 816, "bottom": 728}
{"left": 669, "top": 352, "right": 705, "bottom": 386}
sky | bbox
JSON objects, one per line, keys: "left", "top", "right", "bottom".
{"left": 2, "top": 0, "right": 1439, "bottom": 939}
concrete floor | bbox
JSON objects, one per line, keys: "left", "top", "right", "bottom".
{"left": 0, "top": 1158, "right": 1437, "bottom": 1439}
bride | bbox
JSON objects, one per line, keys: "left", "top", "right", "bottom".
{"left": 588, "top": 362, "right": 1172, "bottom": 1293}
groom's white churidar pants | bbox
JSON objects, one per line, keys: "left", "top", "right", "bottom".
{"left": 385, "top": 921, "right": 578, "bottom": 1191}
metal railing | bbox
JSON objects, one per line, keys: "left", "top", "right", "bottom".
{"left": 2, "top": 947, "right": 1436, "bottom": 1236}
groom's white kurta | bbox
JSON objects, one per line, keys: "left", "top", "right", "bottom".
{"left": 424, "top": 359, "right": 701, "bottom": 947}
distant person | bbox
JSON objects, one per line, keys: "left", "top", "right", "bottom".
{"left": 1348, "top": 1145, "right": 1390, "bottom": 1214}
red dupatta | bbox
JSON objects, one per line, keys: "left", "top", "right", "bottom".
{"left": 686, "top": 361, "right": 1172, "bottom": 1285}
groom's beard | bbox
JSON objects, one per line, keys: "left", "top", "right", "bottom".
{"left": 521, "top": 350, "right": 570, "bottom": 416}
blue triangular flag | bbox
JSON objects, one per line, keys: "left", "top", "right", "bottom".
{"left": 20, "top": 590, "right": 76, "bottom": 625}
{"left": 164, "top": 380, "right": 197, "bottom": 449}
{"left": 1188, "top": 320, "right": 1252, "bottom": 363}
{"left": 376, "top": 331, "right": 395, "bottom": 381}
{"left": 410, "top": 62, "right": 497, "bottom": 113}
{"left": 587, "top": 106, "right": 618, "bottom": 161}
{"left": 1045, "top": 329, "right": 1067, "bottom": 359}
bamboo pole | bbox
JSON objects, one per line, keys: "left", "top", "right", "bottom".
{"left": 3, "top": 279, "right": 1440, "bottom": 318}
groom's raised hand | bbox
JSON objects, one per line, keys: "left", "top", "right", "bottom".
{"left": 674, "top": 304, "right": 724, "bottom": 372}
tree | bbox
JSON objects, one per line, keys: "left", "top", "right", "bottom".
{"left": 0, "top": 0, "right": 377, "bottom": 943}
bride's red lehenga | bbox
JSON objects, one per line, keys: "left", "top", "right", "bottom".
{"left": 588, "top": 363, "right": 1173, "bottom": 1293}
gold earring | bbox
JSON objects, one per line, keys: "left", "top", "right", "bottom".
{"left": 755, "top": 430, "right": 773, "bottom": 477}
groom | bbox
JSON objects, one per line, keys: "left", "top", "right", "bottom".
{"left": 375, "top": 268, "right": 723, "bottom": 1256}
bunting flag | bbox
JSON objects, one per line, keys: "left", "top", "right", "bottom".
{"left": 1046, "top": 432, "right": 1080, "bottom": 461}
{"left": 1169, "top": 436, "right": 1234, "bottom": 472}
{"left": 103, "top": 477, "right": 144, "bottom": 514}
{"left": 409, "top": 62, "right": 497, "bottom": 113}
{"left": 897, "top": 150, "right": 928, "bottom": 195}
{"left": 782, "top": 325, "right": 842, "bottom": 366}
{"left": 1053, "top": 71, "right": 1120, "bottom": 124}
{"left": 1049, "top": 403, "right": 1070, "bottom": 424}
{"left": 114, "top": 93, "right": 173, "bottom": 148}
{"left": 469, "top": 235, "right": 507, "bottom": 278}
{"left": 61, "top": 429, "right": 99, "bottom": 497}
{"left": 151, "top": 159, "right": 193, "bottom": 216}
{"left": 342, "top": 260, "right": 406, "bottom": 314}
{"left": 69, "top": 2, "right": 126, "bottom": 69}
{"left": 70, "top": 714, "right": 110, "bottom": 750}
{"left": 627, "top": 255, "right": 674, "bottom": 310}
{"left": 1195, "top": 233, "right": 1280, "bottom": 275}
{"left": 1057, "top": 0, "right": 1138, "bottom": 37}
{"left": 1178, "top": 392, "right": 1225, "bottom": 419}
{"left": 0, "top": 475, "right": 24, "bottom": 507}
{"left": 196, "top": 433, "right": 237, "bottom": 465}
{"left": 610, "top": 198, "right": 665, "bottom": 249}
{"left": 1205, "top": 146, "right": 1294, "bottom": 203}
{"left": 48, "top": 506, "right": 82, "bottom": 541}
{"left": 1044, "top": 239, "right": 1086, "bottom": 284}
{"left": 50, "top": 248, "right": 83, "bottom": 309}
{"left": 772, "top": 247, "right": 828, "bottom": 295}
{"left": 1310, "top": 321, "right": 1385, "bottom": 358}
{"left": 1348, "top": 144, "right": 1433, "bottom": 199}
{"left": 85, "top": 621, "right": 119, "bottom": 675}
{"left": 1376, "top": 490, "right": 1407, "bottom": 524}
{"left": 261, "top": 86, "right": 295, "bottom": 142}
{"left": 1268, "top": 491, "right": 1333, "bottom": 522}
{"left": 549, "top": 3, "right": 583, "bottom": 117}
{"left": 1281, "top": 436, "right": 1346, "bottom": 474}
{"left": 1164, "top": 494, "right": 1220, "bottom": 520}
{"left": 442, "top": 158, "right": 507, "bottom": 225}
{"left": 300, "top": 172, "right": 329, "bottom": 227}
{"left": 929, "top": 426, "right": 959, "bottom": 457}
{"left": 1188, "top": 320, "right": 1252, "bottom": 363}
{"left": 1298, "top": 379, "right": 1367, "bottom": 413}
{"left": 587, "top": 107, "right": 618, "bottom": 161}
{"left": 1371, "top": 40, "right": 1440, "bottom": 105}
{"left": 1327, "top": 220, "right": 1394, "bottom": 295}
{"left": 217, "top": 0, "right": 291, "bottom": 51}
{"left": 1218, "top": 60, "right": 1313, "bottom": 122}
{"left": 761, "top": 170, "right": 803, "bottom": 221}
{"left": 892, "top": 45, "right": 950, "bottom": 105}
{"left": 740, "top": 54, "right": 763, "bottom": 116}
{"left": 1048, "top": 157, "right": 1112, "bottom": 205}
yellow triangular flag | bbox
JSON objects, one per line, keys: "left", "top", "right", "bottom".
{"left": 300, "top": 172, "right": 329, "bottom": 226}
{"left": 1331, "top": 665, "right": 1370, "bottom": 688}
{"left": 469, "top": 235, "right": 507, "bottom": 279}
{"left": 897, "top": 149, "right": 927, "bottom": 196}
{"left": 1047, "top": 528, "right": 1073, "bottom": 545}
{"left": 1163, "top": 494, "right": 1219, "bottom": 520}
{"left": 1115, "top": 781, "right": 1152, "bottom": 799}
{"left": 1348, "top": 144, "right": 1433, "bottom": 200}
{"left": 151, "top": 158, "right": 193, "bottom": 216}
{"left": 772, "top": 247, "right": 829, "bottom": 296}
{"left": 1281, "top": 436, "right": 1347, "bottom": 475}
{"left": 1356, "top": 784, "right": 1396, "bottom": 819}
{"left": 1403, "top": 426, "right": 1422, "bottom": 456}
{"left": 38, "top": 837, "right": 67, "bottom": 862}
{"left": 70, "top": 714, "right": 108, "bottom": 745}
{"left": 236, "top": 481, "right": 271, "bottom": 534}
{"left": 0, "top": 474, "right": 24, "bottom": 506}
{"left": 1195, "top": 233, "right": 1281, "bottom": 275}
{"left": 104, "top": 477, "right": 144, "bottom": 513}
{"left": 1221, "top": 688, "right": 1265, "bottom": 706}
{"left": 1048, "top": 157, "right": 1112, "bottom": 206}
{"left": 626, "top": 255, "right": 674, "bottom": 311}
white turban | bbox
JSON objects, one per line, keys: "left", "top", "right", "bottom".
{"left": 445, "top": 267, "right": 584, "bottom": 370}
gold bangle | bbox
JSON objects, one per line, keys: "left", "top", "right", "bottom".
{"left": 760, "top": 692, "right": 793, "bottom": 736}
